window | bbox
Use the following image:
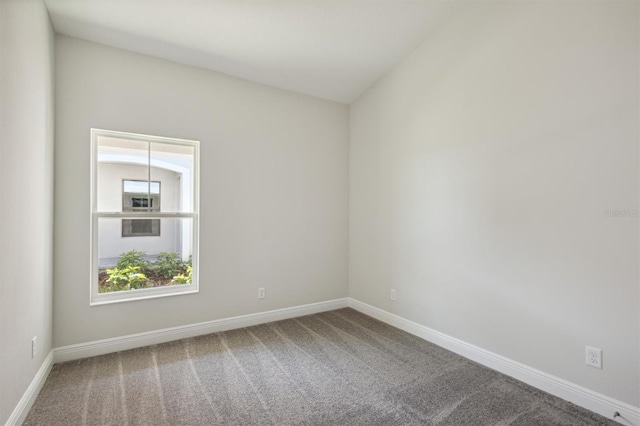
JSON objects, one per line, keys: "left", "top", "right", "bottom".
{"left": 122, "top": 180, "right": 161, "bottom": 237}
{"left": 91, "top": 129, "right": 199, "bottom": 305}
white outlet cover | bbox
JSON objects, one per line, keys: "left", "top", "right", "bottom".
{"left": 586, "top": 346, "right": 602, "bottom": 369}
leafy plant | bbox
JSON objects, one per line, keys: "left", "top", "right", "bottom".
{"left": 98, "top": 250, "right": 192, "bottom": 292}
{"left": 102, "top": 266, "right": 148, "bottom": 292}
{"left": 116, "top": 250, "right": 151, "bottom": 273}
{"left": 154, "top": 252, "right": 185, "bottom": 279}
{"left": 171, "top": 266, "right": 192, "bottom": 285}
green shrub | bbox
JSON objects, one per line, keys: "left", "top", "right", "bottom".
{"left": 171, "top": 265, "right": 192, "bottom": 285}
{"left": 116, "top": 250, "right": 150, "bottom": 273}
{"left": 154, "top": 252, "right": 185, "bottom": 279}
{"left": 102, "top": 266, "right": 148, "bottom": 292}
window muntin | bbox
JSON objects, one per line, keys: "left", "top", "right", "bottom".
{"left": 91, "top": 129, "right": 199, "bottom": 305}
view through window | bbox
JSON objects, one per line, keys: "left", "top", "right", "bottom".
{"left": 122, "top": 179, "right": 161, "bottom": 237}
{"left": 91, "top": 129, "right": 199, "bottom": 305}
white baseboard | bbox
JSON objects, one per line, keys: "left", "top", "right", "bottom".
{"left": 347, "top": 298, "right": 640, "bottom": 426}
{"left": 5, "top": 350, "right": 54, "bottom": 426}
{"left": 54, "top": 298, "right": 349, "bottom": 363}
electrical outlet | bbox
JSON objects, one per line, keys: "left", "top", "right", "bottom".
{"left": 258, "top": 287, "right": 265, "bottom": 299}
{"left": 586, "top": 346, "right": 602, "bottom": 369}
{"left": 31, "top": 336, "right": 37, "bottom": 359}
{"left": 390, "top": 289, "right": 396, "bottom": 301}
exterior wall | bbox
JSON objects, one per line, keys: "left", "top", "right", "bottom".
{"left": 0, "top": 0, "right": 55, "bottom": 423}
{"left": 97, "top": 163, "right": 180, "bottom": 260}
{"left": 349, "top": 1, "right": 639, "bottom": 407}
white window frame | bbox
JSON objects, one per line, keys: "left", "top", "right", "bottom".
{"left": 90, "top": 128, "right": 200, "bottom": 306}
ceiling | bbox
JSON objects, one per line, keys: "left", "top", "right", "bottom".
{"left": 44, "top": 0, "right": 463, "bottom": 104}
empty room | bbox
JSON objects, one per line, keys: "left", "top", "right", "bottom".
{"left": 1, "top": 0, "right": 638, "bottom": 424}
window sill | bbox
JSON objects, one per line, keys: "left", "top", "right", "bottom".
{"left": 90, "top": 283, "right": 198, "bottom": 306}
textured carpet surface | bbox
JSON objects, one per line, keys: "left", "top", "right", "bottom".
{"left": 25, "top": 308, "right": 615, "bottom": 425}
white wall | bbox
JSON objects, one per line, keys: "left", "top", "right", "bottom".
{"left": 0, "top": 0, "right": 55, "bottom": 423}
{"left": 54, "top": 36, "right": 349, "bottom": 347}
{"left": 98, "top": 163, "right": 180, "bottom": 259}
{"left": 349, "top": 1, "right": 639, "bottom": 407}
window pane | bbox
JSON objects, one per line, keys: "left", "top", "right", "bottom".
{"left": 122, "top": 218, "right": 160, "bottom": 237}
{"left": 97, "top": 137, "right": 149, "bottom": 212}
{"left": 98, "top": 217, "right": 194, "bottom": 293}
{"left": 131, "top": 198, "right": 151, "bottom": 208}
{"left": 123, "top": 180, "right": 160, "bottom": 194}
{"left": 150, "top": 142, "right": 195, "bottom": 213}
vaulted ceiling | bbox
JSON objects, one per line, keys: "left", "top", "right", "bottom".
{"left": 44, "top": 0, "right": 463, "bottom": 104}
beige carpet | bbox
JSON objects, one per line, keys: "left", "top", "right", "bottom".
{"left": 25, "top": 308, "right": 615, "bottom": 425}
